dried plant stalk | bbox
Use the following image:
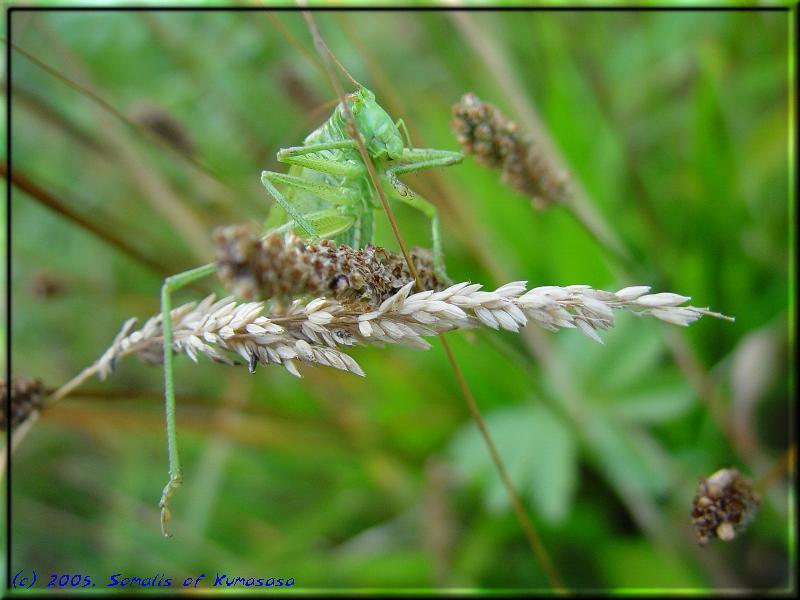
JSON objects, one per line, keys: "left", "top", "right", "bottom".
{"left": 692, "top": 468, "right": 760, "bottom": 545}
{"left": 452, "top": 92, "right": 570, "bottom": 210}
{"left": 2, "top": 377, "right": 45, "bottom": 430}
{"left": 95, "top": 237, "right": 733, "bottom": 382}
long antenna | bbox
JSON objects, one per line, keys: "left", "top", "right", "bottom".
{"left": 295, "top": 9, "right": 361, "bottom": 89}
{"left": 329, "top": 47, "right": 362, "bottom": 89}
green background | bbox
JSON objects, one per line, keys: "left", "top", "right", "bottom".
{"left": 6, "top": 8, "right": 793, "bottom": 592}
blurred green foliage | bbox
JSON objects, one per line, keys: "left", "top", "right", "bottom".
{"left": 6, "top": 9, "right": 792, "bottom": 591}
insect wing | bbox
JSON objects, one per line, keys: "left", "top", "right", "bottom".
{"left": 301, "top": 210, "right": 356, "bottom": 240}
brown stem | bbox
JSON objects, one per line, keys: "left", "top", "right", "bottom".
{"left": 46, "top": 363, "right": 103, "bottom": 406}
{"left": 0, "top": 411, "right": 40, "bottom": 478}
{"left": 9, "top": 82, "right": 113, "bottom": 155}
{"left": 300, "top": 12, "right": 421, "bottom": 286}
{"left": 264, "top": 11, "right": 329, "bottom": 83}
{"left": 334, "top": 13, "right": 522, "bottom": 281}
{"left": 138, "top": 12, "right": 271, "bottom": 181}
{"left": 439, "top": 338, "right": 567, "bottom": 591}
{"left": 756, "top": 443, "right": 795, "bottom": 491}
{"left": 2, "top": 164, "right": 169, "bottom": 276}
{"left": 13, "top": 31, "right": 213, "bottom": 261}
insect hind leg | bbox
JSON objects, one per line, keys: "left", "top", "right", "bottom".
{"left": 159, "top": 262, "right": 217, "bottom": 537}
{"left": 261, "top": 171, "right": 319, "bottom": 239}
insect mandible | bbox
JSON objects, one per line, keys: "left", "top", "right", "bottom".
{"left": 157, "top": 86, "right": 463, "bottom": 536}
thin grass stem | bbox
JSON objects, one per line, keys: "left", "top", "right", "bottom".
{"left": 756, "top": 444, "right": 795, "bottom": 492}
{"left": 6, "top": 38, "right": 226, "bottom": 188}
{"left": 20, "top": 29, "right": 213, "bottom": 261}
{"left": 448, "top": 13, "right": 633, "bottom": 270}
{"left": 438, "top": 338, "right": 567, "bottom": 591}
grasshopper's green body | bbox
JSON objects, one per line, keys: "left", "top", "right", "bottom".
{"left": 261, "top": 87, "right": 463, "bottom": 276}
{"left": 157, "top": 87, "right": 462, "bottom": 536}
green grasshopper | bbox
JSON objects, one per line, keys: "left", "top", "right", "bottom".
{"left": 157, "top": 86, "right": 463, "bottom": 535}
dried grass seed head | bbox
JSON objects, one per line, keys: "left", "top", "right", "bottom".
{"left": 2, "top": 376, "right": 45, "bottom": 429}
{"left": 451, "top": 92, "right": 571, "bottom": 209}
{"left": 691, "top": 468, "right": 760, "bottom": 546}
{"left": 213, "top": 224, "right": 447, "bottom": 308}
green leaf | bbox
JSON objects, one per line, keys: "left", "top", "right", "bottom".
{"left": 552, "top": 313, "right": 665, "bottom": 393}
{"left": 581, "top": 407, "right": 671, "bottom": 499}
{"left": 591, "top": 319, "right": 666, "bottom": 392}
{"left": 608, "top": 379, "right": 696, "bottom": 424}
{"left": 450, "top": 403, "right": 577, "bottom": 524}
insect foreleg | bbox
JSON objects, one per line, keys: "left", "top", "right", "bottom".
{"left": 260, "top": 172, "right": 319, "bottom": 238}
{"left": 277, "top": 141, "right": 363, "bottom": 177}
{"left": 385, "top": 149, "right": 463, "bottom": 197}
{"left": 159, "top": 262, "right": 218, "bottom": 537}
{"left": 393, "top": 148, "right": 463, "bottom": 173}
{"left": 395, "top": 118, "right": 413, "bottom": 150}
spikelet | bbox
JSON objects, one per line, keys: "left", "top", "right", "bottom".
{"left": 451, "top": 92, "right": 570, "bottom": 210}
{"left": 2, "top": 377, "right": 45, "bottom": 430}
{"left": 213, "top": 225, "right": 446, "bottom": 308}
{"left": 691, "top": 468, "right": 760, "bottom": 546}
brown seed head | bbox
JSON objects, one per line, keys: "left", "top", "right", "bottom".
{"left": 1, "top": 377, "right": 45, "bottom": 430}
{"left": 691, "top": 468, "right": 760, "bottom": 546}
{"left": 213, "top": 224, "right": 448, "bottom": 308}
{"left": 451, "top": 92, "right": 571, "bottom": 209}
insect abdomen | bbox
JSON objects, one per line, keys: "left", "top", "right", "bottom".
{"left": 303, "top": 108, "right": 355, "bottom": 162}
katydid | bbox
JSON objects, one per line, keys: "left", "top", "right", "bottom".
{"left": 157, "top": 87, "right": 462, "bottom": 536}
{"left": 261, "top": 86, "right": 461, "bottom": 276}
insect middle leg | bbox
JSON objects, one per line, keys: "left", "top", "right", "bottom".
{"left": 276, "top": 140, "right": 363, "bottom": 177}
{"left": 261, "top": 171, "right": 362, "bottom": 235}
{"left": 159, "top": 262, "right": 218, "bottom": 537}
